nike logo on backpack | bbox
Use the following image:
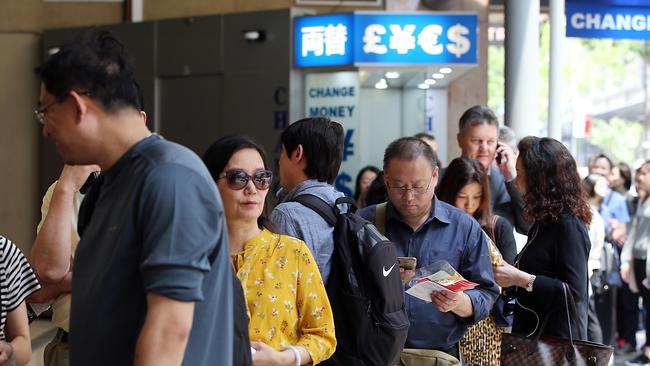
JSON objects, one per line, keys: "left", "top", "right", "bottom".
{"left": 382, "top": 264, "right": 396, "bottom": 277}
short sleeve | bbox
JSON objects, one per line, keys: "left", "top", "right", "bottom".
{"left": 272, "top": 206, "right": 300, "bottom": 238}
{"left": 137, "top": 163, "right": 225, "bottom": 302}
{"left": 36, "top": 182, "right": 57, "bottom": 233}
{"left": 0, "top": 236, "right": 41, "bottom": 312}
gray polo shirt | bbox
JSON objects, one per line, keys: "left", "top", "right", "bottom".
{"left": 70, "top": 135, "right": 233, "bottom": 366}
{"left": 272, "top": 180, "right": 345, "bottom": 283}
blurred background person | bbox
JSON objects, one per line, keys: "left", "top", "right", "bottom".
{"left": 611, "top": 161, "right": 642, "bottom": 356}
{"left": 497, "top": 126, "right": 518, "bottom": 154}
{"left": 589, "top": 153, "right": 630, "bottom": 347}
{"left": 436, "top": 157, "right": 516, "bottom": 365}
{"left": 611, "top": 162, "right": 633, "bottom": 198}
{"left": 620, "top": 160, "right": 650, "bottom": 366}
{"left": 203, "top": 135, "right": 336, "bottom": 366}
{"left": 583, "top": 174, "right": 608, "bottom": 344}
{"left": 364, "top": 171, "right": 388, "bottom": 207}
{"left": 495, "top": 137, "right": 591, "bottom": 340}
{"left": 414, "top": 132, "right": 442, "bottom": 168}
{"left": 354, "top": 165, "right": 380, "bottom": 209}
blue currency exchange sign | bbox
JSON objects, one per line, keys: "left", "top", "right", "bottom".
{"left": 566, "top": 0, "right": 650, "bottom": 40}
{"left": 294, "top": 12, "right": 478, "bottom": 68}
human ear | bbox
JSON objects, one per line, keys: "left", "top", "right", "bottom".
{"left": 69, "top": 90, "right": 88, "bottom": 124}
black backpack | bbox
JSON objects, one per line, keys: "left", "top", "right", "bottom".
{"left": 291, "top": 195, "right": 409, "bottom": 366}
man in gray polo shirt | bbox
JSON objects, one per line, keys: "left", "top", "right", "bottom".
{"left": 34, "top": 30, "right": 234, "bottom": 365}
{"left": 272, "top": 117, "right": 345, "bottom": 283}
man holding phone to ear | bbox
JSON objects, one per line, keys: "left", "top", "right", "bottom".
{"left": 452, "top": 105, "right": 529, "bottom": 234}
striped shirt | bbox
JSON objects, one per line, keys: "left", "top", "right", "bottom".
{"left": 0, "top": 236, "right": 40, "bottom": 340}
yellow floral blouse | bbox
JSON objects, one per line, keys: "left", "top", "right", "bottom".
{"left": 232, "top": 229, "right": 336, "bottom": 364}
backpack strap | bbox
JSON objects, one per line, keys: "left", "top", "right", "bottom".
{"left": 292, "top": 194, "right": 338, "bottom": 226}
{"left": 375, "top": 202, "right": 388, "bottom": 236}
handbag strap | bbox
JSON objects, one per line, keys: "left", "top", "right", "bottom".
{"left": 533, "top": 283, "right": 583, "bottom": 344}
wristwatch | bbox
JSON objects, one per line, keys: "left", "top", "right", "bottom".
{"left": 525, "top": 275, "right": 536, "bottom": 292}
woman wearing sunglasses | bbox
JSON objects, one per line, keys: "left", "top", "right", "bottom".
{"left": 494, "top": 137, "right": 591, "bottom": 340}
{"left": 202, "top": 135, "right": 336, "bottom": 366}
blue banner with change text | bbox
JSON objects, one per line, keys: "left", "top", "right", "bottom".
{"left": 566, "top": 2, "right": 650, "bottom": 40}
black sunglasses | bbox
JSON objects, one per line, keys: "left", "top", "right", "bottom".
{"left": 219, "top": 169, "right": 272, "bottom": 190}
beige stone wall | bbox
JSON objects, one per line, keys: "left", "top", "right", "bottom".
{"left": 0, "top": 33, "right": 40, "bottom": 254}
{"left": 143, "top": 0, "right": 381, "bottom": 20}
{"left": 0, "top": 0, "right": 122, "bottom": 33}
{"left": 0, "top": 1, "right": 121, "bottom": 254}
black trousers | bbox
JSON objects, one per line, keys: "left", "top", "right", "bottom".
{"left": 617, "top": 281, "right": 640, "bottom": 346}
{"left": 595, "top": 285, "right": 617, "bottom": 346}
{"left": 633, "top": 259, "right": 650, "bottom": 348}
{"left": 588, "top": 291, "right": 604, "bottom": 343}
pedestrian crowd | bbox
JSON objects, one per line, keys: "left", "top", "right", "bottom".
{"left": 0, "top": 29, "right": 643, "bottom": 366}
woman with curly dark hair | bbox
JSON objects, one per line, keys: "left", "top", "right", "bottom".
{"left": 494, "top": 136, "right": 591, "bottom": 340}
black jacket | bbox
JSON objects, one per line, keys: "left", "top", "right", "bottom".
{"left": 511, "top": 214, "right": 590, "bottom": 340}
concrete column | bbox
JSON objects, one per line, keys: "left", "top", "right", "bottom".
{"left": 505, "top": 0, "right": 539, "bottom": 138}
{"left": 0, "top": 33, "right": 40, "bottom": 254}
{"left": 446, "top": 0, "right": 489, "bottom": 161}
{"left": 548, "top": 0, "right": 564, "bottom": 141}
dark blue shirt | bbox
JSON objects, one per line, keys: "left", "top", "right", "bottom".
{"left": 359, "top": 198, "right": 499, "bottom": 350}
{"left": 71, "top": 135, "right": 234, "bottom": 365}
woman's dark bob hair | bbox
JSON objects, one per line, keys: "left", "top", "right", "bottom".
{"left": 202, "top": 135, "right": 275, "bottom": 231}
{"left": 517, "top": 136, "right": 591, "bottom": 224}
{"left": 436, "top": 157, "right": 491, "bottom": 228}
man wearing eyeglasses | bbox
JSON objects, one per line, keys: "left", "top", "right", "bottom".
{"left": 34, "top": 30, "right": 235, "bottom": 366}
{"left": 358, "top": 137, "right": 499, "bottom": 365}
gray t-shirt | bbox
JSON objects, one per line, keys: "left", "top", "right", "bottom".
{"left": 70, "top": 135, "right": 233, "bottom": 365}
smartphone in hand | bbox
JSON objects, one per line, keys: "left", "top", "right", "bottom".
{"left": 398, "top": 256, "right": 417, "bottom": 271}
{"left": 495, "top": 143, "right": 504, "bottom": 165}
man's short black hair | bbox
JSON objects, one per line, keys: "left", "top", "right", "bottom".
{"left": 35, "top": 29, "right": 142, "bottom": 112}
{"left": 458, "top": 105, "right": 498, "bottom": 134}
{"left": 383, "top": 137, "right": 438, "bottom": 170}
{"left": 280, "top": 117, "right": 344, "bottom": 184}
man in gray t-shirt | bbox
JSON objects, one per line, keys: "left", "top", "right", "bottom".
{"left": 35, "top": 30, "right": 234, "bottom": 365}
